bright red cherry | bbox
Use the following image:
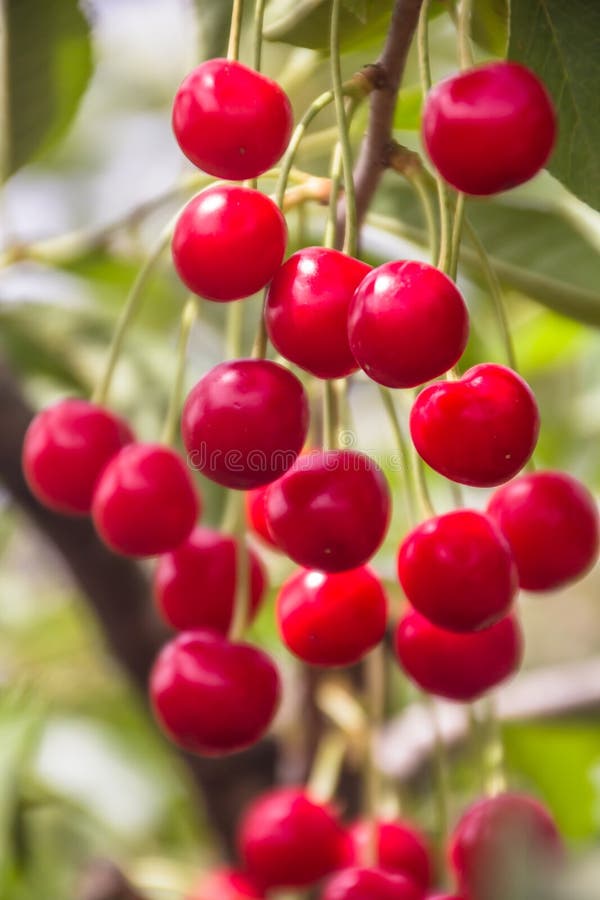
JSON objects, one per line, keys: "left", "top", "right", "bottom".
{"left": 246, "top": 485, "right": 280, "bottom": 550}
{"left": 183, "top": 359, "right": 309, "bottom": 490}
{"left": 22, "top": 399, "right": 133, "bottom": 515}
{"left": 422, "top": 61, "right": 557, "bottom": 196}
{"left": 187, "top": 868, "right": 265, "bottom": 900}
{"left": 172, "top": 59, "right": 293, "bottom": 181}
{"left": 487, "top": 471, "right": 599, "bottom": 592}
{"left": 92, "top": 443, "right": 199, "bottom": 557}
{"left": 394, "top": 610, "right": 523, "bottom": 702}
{"left": 410, "top": 364, "right": 539, "bottom": 487}
{"left": 397, "top": 510, "right": 518, "bottom": 633}
{"left": 265, "top": 450, "right": 391, "bottom": 572}
{"left": 172, "top": 185, "right": 287, "bottom": 301}
{"left": 150, "top": 630, "right": 280, "bottom": 755}
{"left": 265, "top": 247, "right": 371, "bottom": 378}
{"left": 321, "top": 867, "right": 424, "bottom": 900}
{"left": 348, "top": 261, "right": 469, "bottom": 389}
{"left": 346, "top": 819, "right": 432, "bottom": 889}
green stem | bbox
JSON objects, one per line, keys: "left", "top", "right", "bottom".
{"left": 417, "top": 0, "right": 433, "bottom": 93}
{"left": 457, "top": 0, "right": 474, "bottom": 69}
{"left": 307, "top": 730, "right": 348, "bottom": 803}
{"left": 482, "top": 696, "right": 508, "bottom": 797}
{"left": 449, "top": 191, "right": 465, "bottom": 281}
{"left": 229, "top": 493, "right": 251, "bottom": 642}
{"left": 324, "top": 96, "right": 360, "bottom": 251}
{"left": 160, "top": 295, "right": 198, "bottom": 446}
{"left": 364, "top": 645, "right": 386, "bottom": 865}
{"left": 425, "top": 695, "right": 450, "bottom": 851}
{"left": 409, "top": 172, "right": 439, "bottom": 266}
{"left": 330, "top": 0, "right": 358, "bottom": 256}
{"left": 322, "top": 380, "right": 338, "bottom": 451}
{"left": 227, "top": 0, "right": 245, "bottom": 61}
{"left": 253, "top": 0, "right": 266, "bottom": 71}
{"left": 225, "top": 301, "right": 245, "bottom": 359}
{"left": 436, "top": 180, "right": 453, "bottom": 273}
{"left": 378, "top": 387, "right": 417, "bottom": 526}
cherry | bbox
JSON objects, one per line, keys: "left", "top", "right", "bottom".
{"left": 265, "top": 450, "right": 391, "bottom": 572}
{"left": 422, "top": 61, "right": 557, "bottom": 196}
{"left": 246, "top": 485, "right": 280, "bottom": 550}
{"left": 276, "top": 566, "right": 388, "bottom": 667}
{"left": 239, "top": 787, "right": 348, "bottom": 888}
{"left": 172, "top": 184, "right": 287, "bottom": 302}
{"left": 265, "top": 247, "right": 371, "bottom": 379}
{"left": 345, "top": 819, "right": 432, "bottom": 889}
{"left": 150, "top": 630, "right": 280, "bottom": 755}
{"left": 187, "top": 868, "right": 265, "bottom": 900}
{"left": 321, "top": 867, "right": 424, "bottom": 900}
{"left": 410, "top": 364, "right": 539, "bottom": 487}
{"left": 394, "top": 610, "right": 523, "bottom": 702}
{"left": 172, "top": 59, "right": 292, "bottom": 181}
{"left": 348, "top": 260, "right": 469, "bottom": 389}
{"left": 487, "top": 471, "right": 600, "bottom": 592}
{"left": 183, "top": 359, "right": 309, "bottom": 490}
{"left": 92, "top": 443, "right": 199, "bottom": 557}
{"left": 427, "top": 895, "right": 464, "bottom": 900}
{"left": 397, "top": 510, "right": 518, "bottom": 633}
{"left": 22, "top": 399, "right": 134, "bottom": 515}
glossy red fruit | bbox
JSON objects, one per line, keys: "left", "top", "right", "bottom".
{"left": 394, "top": 610, "right": 523, "bottom": 702}
{"left": 183, "top": 359, "right": 309, "bottom": 490}
{"left": 321, "top": 867, "right": 424, "bottom": 900}
{"left": 346, "top": 819, "right": 432, "bottom": 889}
{"left": 397, "top": 510, "right": 518, "bottom": 633}
{"left": 487, "top": 471, "right": 599, "bottom": 592}
{"left": 410, "top": 364, "right": 539, "bottom": 487}
{"left": 239, "top": 787, "right": 348, "bottom": 888}
{"left": 266, "top": 247, "right": 371, "bottom": 378}
{"left": 172, "top": 59, "right": 292, "bottom": 181}
{"left": 348, "top": 260, "right": 469, "bottom": 389}
{"left": 150, "top": 630, "right": 280, "bottom": 755}
{"left": 187, "top": 868, "right": 265, "bottom": 900}
{"left": 92, "top": 443, "right": 198, "bottom": 557}
{"left": 265, "top": 450, "right": 391, "bottom": 572}
{"left": 246, "top": 485, "right": 280, "bottom": 550}
{"left": 172, "top": 185, "right": 287, "bottom": 301}
{"left": 422, "top": 61, "right": 557, "bottom": 196}
{"left": 22, "top": 399, "right": 133, "bottom": 515}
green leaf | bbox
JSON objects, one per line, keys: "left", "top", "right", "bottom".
{"left": 471, "top": 0, "right": 509, "bottom": 56}
{"left": 193, "top": 0, "right": 232, "bottom": 60}
{"left": 508, "top": 0, "right": 600, "bottom": 211}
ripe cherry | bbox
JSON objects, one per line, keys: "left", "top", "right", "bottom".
{"left": 348, "top": 260, "right": 469, "bottom": 389}
{"left": 183, "top": 359, "right": 309, "bottom": 490}
{"left": 92, "top": 443, "right": 199, "bottom": 557}
{"left": 487, "top": 471, "right": 599, "bottom": 591}
{"left": 410, "top": 364, "right": 539, "bottom": 487}
{"left": 265, "top": 247, "right": 371, "bottom": 379}
{"left": 321, "top": 867, "right": 424, "bottom": 900}
{"left": 345, "top": 819, "right": 432, "bottom": 890}
{"left": 428, "top": 895, "right": 464, "bottom": 900}
{"left": 172, "top": 59, "right": 293, "bottom": 181}
{"left": 265, "top": 450, "right": 391, "bottom": 572}
{"left": 397, "top": 510, "right": 518, "bottom": 633}
{"left": 172, "top": 185, "right": 287, "bottom": 301}
{"left": 150, "top": 630, "right": 280, "bottom": 755}
{"left": 422, "top": 61, "right": 557, "bottom": 196}
{"left": 187, "top": 868, "right": 265, "bottom": 900}
{"left": 394, "top": 610, "right": 523, "bottom": 702}
{"left": 246, "top": 485, "right": 280, "bottom": 550}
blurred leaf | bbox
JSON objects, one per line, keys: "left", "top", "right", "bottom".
{"left": 393, "top": 84, "right": 423, "bottom": 131}
{"left": 342, "top": 0, "right": 368, "bottom": 21}
{"left": 0, "top": 309, "right": 89, "bottom": 391}
{"left": 471, "top": 0, "right": 508, "bottom": 56}
{"left": 193, "top": 0, "right": 232, "bottom": 60}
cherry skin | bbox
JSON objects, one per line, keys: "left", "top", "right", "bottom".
{"left": 245, "top": 485, "right": 280, "bottom": 550}
{"left": 345, "top": 819, "right": 432, "bottom": 890}
{"left": 397, "top": 510, "right": 518, "bottom": 633}
{"left": 265, "top": 247, "right": 371, "bottom": 379}
{"left": 348, "top": 260, "right": 469, "bottom": 389}
{"left": 172, "top": 59, "right": 292, "bottom": 181}
{"left": 92, "top": 443, "right": 199, "bottom": 557}
{"left": 183, "top": 359, "right": 309, "bottom": 490}
{"left": 427, "top": 895, "right": 464, "bottom": 900}
{"left": 187, "top": 868, "right": 265, "bottom": 900}
{"left": 321, "top": 867, "right": 424, "bottom": 900}
{"left": 150, "top": 630, "right": 280, "bottom": 756}
{"left": 265, "top": 449, "right": 391, "bottom": 573}
{"left": 487, "top": 471, "right": 600, "bottom": 591}
{"left": 422, "top": 61, "right": 557, "bottom": 196}
{"left": 410, "top": 363, "right": 540, "bottom": 488}
{"left": 22, "top": 399, "right": 134, "bottom": 515}
{"left": 172, "top": 184, "right": 287, "bottom": 301}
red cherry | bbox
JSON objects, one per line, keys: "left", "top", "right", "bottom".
{"left": 348, "top": 261, "right": 469, "bottom": 389}
{"left": 22, "top": 399, "right": 134, "bottom": 515}
{"left": 265, "top": 247, "right": 371, "bottom": 379}
{"left": 427, "top": 895, "right": 464, "bottom": 900}
{"left": 172, "top": 185, "right": 287, "bottom": 301}
{"left": 182, "top": 359, "right": 309, "bottom": 490}
{"left": 487, "top": 471, "right": 600, "bottom": 591}
{"left": 346, "top": 819, "right": 432, "bottom": 889}
{"left": 410, "top": 364, "right": 540, "bottom": 488}
{"left": 187, "top": 868, "right": 265, "bottom": 900}
{"left": 394, "top": 610, "right": 523, "bottom": 702}
{"left": 422, "top": 62, "right": 557, "bottom": 196}
{"left": 245, "top": 485, "right": 280, "bottom": 550}
{"left": 172, "top": 59, "right": 292, "bottom": 181}
{"left": 150, "top": 630, "right": 280, "bottom": 755}
{"left": 397, "top": 510, "right": 518, "bottom": 633}
{"left": 92, "top": 443, "right": 198, "bottom": 557}
{"left": 265, "top": 450, "right": 391, "bottom": 573}
{"left": 321, "top": 867, "right": 424, "bottom": 900}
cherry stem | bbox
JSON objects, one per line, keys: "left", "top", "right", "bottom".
{"left": 449, "top": 191, "right": 465, "bottom": 281}
{"left": 409, "top": 171, "right": 440, "bottom": 265}
{"left": 457, "top": 0, "right": 474, "bottom": 70}
{"left": 228, "top": 492, "right": 251, "bottom": 642}
{"left": 425, "top": 695, "right": 451, "bottom": 853}
{"left": 227, "top": 0, "right": 245, "bottom": 62}
{"left": 307, "top": 729, "right": 348, "bottom": 803}
{"left": 253, "top": 0, "right": 266, "bottom": 71}
{"left": 330, "top": 0, "right": 358, "bottom": 257}
{"left": 160, "top": 295, "right": 198, "bottom": 446}
{"left": 482, "top": 696, "right": 508, "bottom": 797}
{"left": 322, "top": 379, "right": 339, "bottom": 451}
{"left": 324, "top": 96, "right": 361, "bottom": 250}
{"left": 225, "top": 300, "right": 245, "bottom": 359}
{"left": 364, "top": 645, "right": 386, "bottom": 864}
{"left": 378, "top": 387, "right": 418, "bottom": 526}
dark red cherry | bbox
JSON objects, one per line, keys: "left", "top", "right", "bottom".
{"left": 172, "top": 59, "right": 293, "bottom": 181}
{"left": 346, "top": 819, "right": 432, "bottom": 889}
{"left": 92, "top": 443, "right": 199, "bottom": 557}
{"left": 172, "top": 185, "right": 287, "bottom": 301}
{"left": 183, "top": 359, "right": 309, "bottom": 490}
{"left": 422, "top": 61, "right": 557, "bottom": 196}
{"left": 397, "top": 510, "right": 518, "bottom": 633}
{"left": 265, "top": 247, "right": 371, "bottom": 379}
{"left": 394, "top": 610, "right": 523, "bottom": 702}
{"left": 150, "top": 630, "right": 280, "bottom": 756}
{"left": 348, "top": 260, "right": 469, "bottom": 389}
{"left": 22, "top": 399, "right": 134, "bottom": 515}
{"left": 187, "top": 868, "right": 265, "bottom": 900}
{"left": 246, "top": 485, "right": 280, "bottom": 550}
{"left": 487, "top": 471, "right": 599, "bottom": 591}
{"left": 410, "top": 364, "right": 539, "bottom": 488}
{"left": 321, "top": 867, "right": 424, "bottom": 900}
{"left": 265, "top": 450, "right": 391, "bottom": 572}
